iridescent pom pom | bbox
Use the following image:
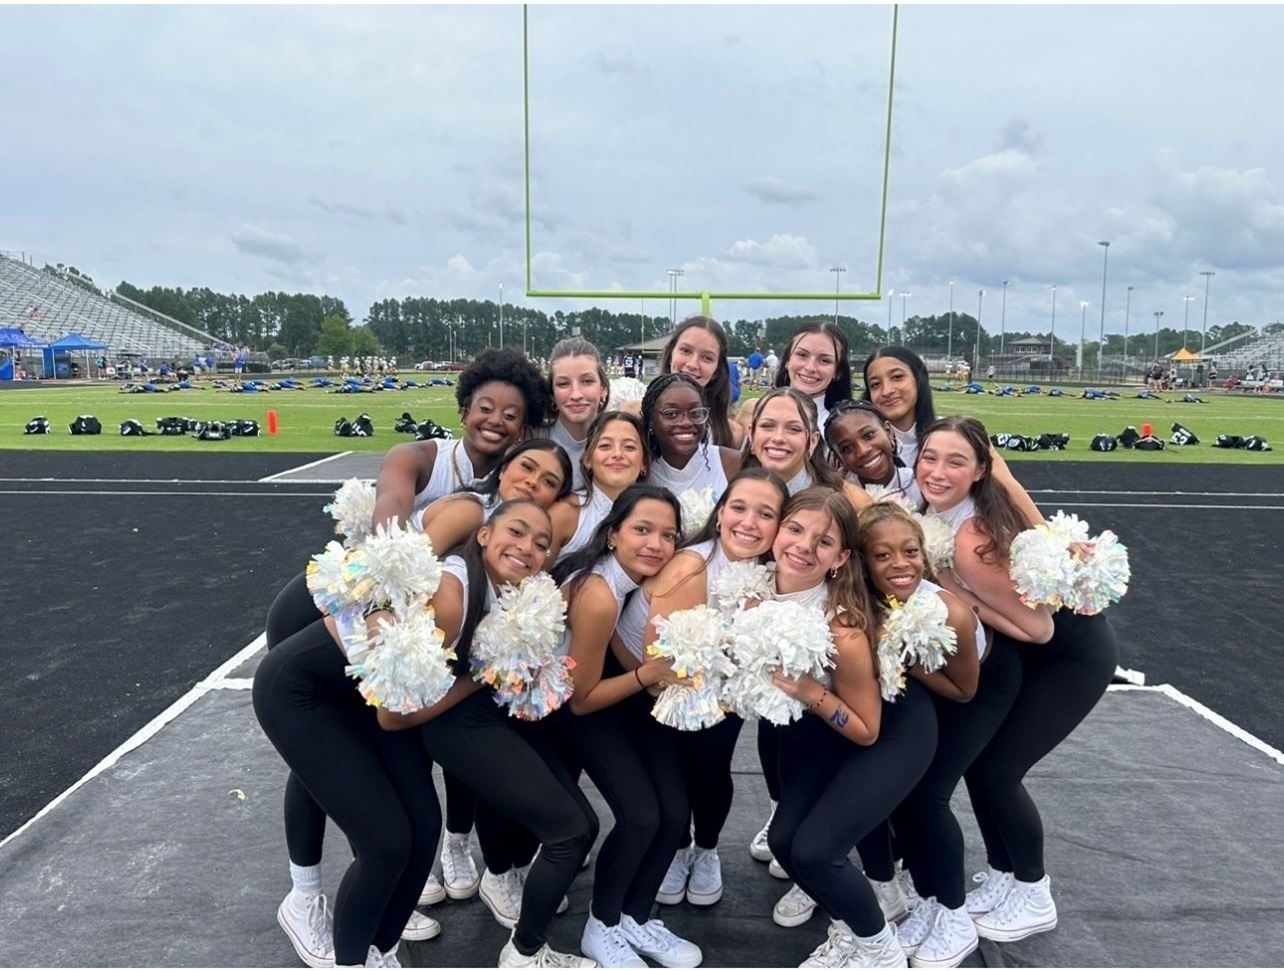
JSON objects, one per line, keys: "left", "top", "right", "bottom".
{"left": 875, "top": 590, "right": 957, "bottom": 701}
{"left": 723, "top": 599, "right": 835, "bottom": 725}
{"left": 324, "top": 478, "right": 377, "bottom": 548}
{"left": 345, "top": 604, "right": 455, "bottom": 714}
{"left": 648, "top": 604, "right": 736, "bottom": 730}
{"left": 470, "top": 573, "right": 573, "bottom": 720}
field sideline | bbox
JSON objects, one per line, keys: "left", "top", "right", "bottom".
{"left": 1, "top": 379, "right": 1281, "bottom": 463}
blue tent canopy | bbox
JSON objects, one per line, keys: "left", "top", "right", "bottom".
{"left": 50, "top": 332, "right": 108, "bottom": 351}
{"left": 0, "top": 326, "right": 47, "bottom": 348}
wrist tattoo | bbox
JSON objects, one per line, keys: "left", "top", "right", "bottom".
{"left": 829, "top": 704, "right": 850, "bottom": 729}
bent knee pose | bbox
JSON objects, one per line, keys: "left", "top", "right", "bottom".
{"left": 762, "top": 488, "right": 931, "bottom": 969}
{"left": 553, "top": 485, "right": 704, "bottom": 968}
{"left": 378, "top": 500, "right": 597, "bottom": 969}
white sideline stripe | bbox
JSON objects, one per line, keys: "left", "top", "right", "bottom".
{"left": 258, "top": 452, "right": 354, "bottom": 482}
{"left": 1114, "top": 665, "right": 1146, "bottom": 686}
{"left": 0, "top": 477, "right": 315, "bottom": 485}
{"left": 1035, "top": 501, "right": 1284, "bottom": 511}
{"left": 0, "top": 489, "right": 330, "bottom": 497}
{"left": 0, "top": 633, "right": 267, "bottom": 852}
{"left": 1108, "top": 684, "right": 1284, "bottom": 766}
{"left": 1027, "top": 489, "right": 1284, "bottom": 498}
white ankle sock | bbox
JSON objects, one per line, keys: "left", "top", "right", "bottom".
{"left": 290, "top": 862, "right": 323, "bottom": 896}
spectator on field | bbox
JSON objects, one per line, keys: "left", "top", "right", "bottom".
{"left": 764, "top": 347, "right": 779, "bottom": 385}
{"left": 748, "top": 348, "right": 764, "bottom": 386}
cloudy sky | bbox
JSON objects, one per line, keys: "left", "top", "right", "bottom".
{"left": 3, "top": 4, "right": 1282, "bottom": 346}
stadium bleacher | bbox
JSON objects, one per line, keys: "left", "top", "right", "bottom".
{"left": 0, "top": 253, "right": 213, "bottom": 360}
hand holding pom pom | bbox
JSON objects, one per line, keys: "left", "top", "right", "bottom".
{"left": 1009, "top": 511, "right": 1131, "bottom": 614}
{"left": 723, "top": 600, "right": 835, "bottom": 724}
{"left": 345, "top": 602, "right": 456, "bottom": 713}
{"left": 647, "top": 604, "right": 736, "bottom": 730}
{"left": 875, "top": 591, "right": 957, "bottom": 701}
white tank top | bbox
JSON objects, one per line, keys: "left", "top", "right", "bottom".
{"left": 649, "top": 443, "right": 728, "bottom": 498}
{"left": 926, "top": 497, "right": 976, "bottom": 594}
{"left": 562, "top": 554, "right": 640, "bottom": 658}
{"left": 617, "top": 540, "right": 737, "bottom": 662}
{"left": 892, "top": 423, "right": 919, "bottom": 470}
{"left": 549, "top": 419, "right": 587, "bottom": 491}
{"left": 413, "top": 440, "right": 476, "bottom": 513}
{"left": 441, "top": 555, "right": 497, "bottom": 669}
{"left": 850, "top": 466, "right": 923, "bottom": 510}
{"left": 917, "top": 577, "right": 986, "bottom": 657}
{"left": 784, "top": 466, "right": 814, "bottom": 496}
{"left": 556, "top": 487, "right": 615, "bottom": 564}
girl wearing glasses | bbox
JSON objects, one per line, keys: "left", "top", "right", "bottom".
{"left": 640, "top": 373, "right": 741, "bottom": 504}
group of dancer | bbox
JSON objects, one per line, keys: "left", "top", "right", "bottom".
{"left": 253, "top": 316, "right": 1120, "bottom": 969}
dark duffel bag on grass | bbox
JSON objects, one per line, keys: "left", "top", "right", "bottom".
{"left": 69, "top": 415, "right": 102, "bottom": 435}
{"left": 25, "top": 416, "right": 51, "bottom": 435}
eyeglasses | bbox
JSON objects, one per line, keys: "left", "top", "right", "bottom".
{"left": 657, "top": 407, "right": 710, "bottom": 425}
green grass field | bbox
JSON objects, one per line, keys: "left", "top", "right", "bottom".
{"left": 1, "top": 379, "right": 1280, "bottom": 464}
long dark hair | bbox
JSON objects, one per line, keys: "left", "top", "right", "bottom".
{"left": 552, "top": 483, "right": 682, "bottom": 598}
{"left": 742, "top": 387, "right": 844, "bottom": 490}
{"left": 458, "top": 438, "right": 573, "bottom": 504}
{"left": 919, "top": 416, "right": 1026, "bottom": 566}
{"left": 775, "top": 320, "right": 853, "bottom": 409}
{"left": 454, "top": 499, "right": 553, "bottom": 668}
{"left": 684, "top": 466, "right": 788, "bottom": 553}
{"left": 861, "top": 346, "right": 935, "bottom": 438}
{"left": 660, "top": 315, "right": 734, "bottom": 447}
{"left": 641, "top": 372, "right": 714, "bottom": 473}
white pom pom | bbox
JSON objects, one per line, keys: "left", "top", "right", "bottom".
{"left": 345, "top": 604, "right": 456, "bottom": 713}
{"left": 306, "top": 541, "right": 365, "bottom": 614}
{"left": 471, "top": 573, "right": 573, "bottom": 720}
{"left": 361, "top": 519, "right": 443, "bottom": 610}
{"left": 916, "top": 514, "right": 956, "bottom": 574}
{"left": 610, "top": 376, "right": 647, "bottom": 404}
{"left": 1070, "top": 530, "right": 1131, "bottom": 615}
{"left": 677, "top": 486, "right": 716, "bottom": 536}
{"left": 724, "top": 600, "right": 835, "bottom": 724}
{"left": 864, "top": 482, "right": 916, "bottom": 512}
{"left": 648, "top": 604, "right": 736, "bottom": 730}
{"left": 875, "top": 590, "right": 957, "bottom": 701}
{"left": 1010, "top": 522, "right": 1079, "bottom": 610}
{"left": 709, "top": 559, "right": 775, "bottom": 617}
{"left": 1044, "top": 510, "right": 1090, "bottom": 545}
{"left": 324, "top": 478, "right": 377, "bottom": 547}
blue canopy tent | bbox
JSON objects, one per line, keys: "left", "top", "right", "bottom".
{"left": 0, "top": 327, "right": 49, "bottom": 381}
{"left": 45, "top": 332, "right": 108, "bottom": 380}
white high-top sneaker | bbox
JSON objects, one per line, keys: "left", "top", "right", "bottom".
{"left": 850, "top": 923, "right": 908, "bottom": 968}
{"left": 799, "top": 921, "right": 857, "bottom": 968}
{"left": 909, "top": 903, "right": 978, "bottom": 968}
{"left": 580, "top": 915, "right": 647, "bottom": 968}
{"left": 685, "top": 847, "right": 723, "bottom": 906}
{"left": 418, "top": 872, "right": 446, "bottom": 907}
{"left": 480, "top": 868, "right": 525, "bottom": 929}
{"left": 750, "top": 801, "right": 777, "bottom": 862}
{"left": 656, "top": 846, "right": 691, "bottom": 905}
{"left": 964, "top": 867, "right": 1014, "bottom": 917}
{"left": 772, "top": 884, "right": 817, "bottom": 928}
{"left": 973, "top": 875, "right": 1057, "bottom": 942}
{"left": 498, "top": 935, "right": 598, "bottom": 968}
{"left": 276, "top": 890, "right": 336, "bottom": 968}
{"left": 620, "top": 915, "right": 704, "bottom": 967}
{"left": 440, "top": 831, "right": 481, "bottom": 899}
{"left": 400, "top": 909, "right": 441, "bottom": 941}
{"left": 870, "top": 876, "right": 909, "bottom": 923}
{"left": 896, "top": 898, "right": 939, "bottom": 957}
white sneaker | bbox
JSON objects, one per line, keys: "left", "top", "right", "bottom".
{"left": 799, "top": 920, "right": 857, "bottom": 968}
{"left": 379, "top": 947, "right": 402, "bottom": 968}
{"left": 772, "top": 884, "right": 817, "bottom": 928}
{"left": 620, "top": 914, "right": 703, "bottom": 967}
{"left": 851, "top": 923, "right": 908, "bottom": 968}
{"left": 768, "top": 857, "right": 789, "bottom": 880}
{"left": 909, "top": 904, "right": 977, "bottom": 968}
{"left": 896, "top": 865, "right": 922, "bottom": 912}
{"left": 750, "top": 801, "right": 777, "bottom": 862}
{"left": 896, "top": 898, "right": 939, "bottom": 957}
{"left": 686, "top": 848, "right": 723, "bottom": 906}
{"left": 656, "top": 846, "right": 691, "bottom": 905}
{"left": 481, "top": 868, "right": 525, "bottom": 930}
{"left": 440, "top": 831, "right": 481, "bottom": 899}
{"left": 870, "top": 876, "right": 909, "bottom": 923}
{"left": 973, "top": 875, "right": 1058, "bottom": 943}
{"left": 400, "top": 909, "right": 441, "bottom": 941}
{"left": 277, "top": 890, "right": 336, "bottom": 968}
{"left": 580, "top": 846, "right": 594, "bottom": 871}
{"left": 418, "top": 872, "right": 446, "bottom": 907}
{"left": 362, "top": 944, "right": 383, "bottom": 967}
{"left": 580, "top": 915, "right": 647, "bottom": 968}
{"left": 498, "top": 937, "right": 598, "bottom": 968}
{"left": 964, "top": 867, "right": 1014, "bottom": 917}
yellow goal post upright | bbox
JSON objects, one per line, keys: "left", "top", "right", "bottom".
{"left": 522, "top": 4, "right": 900, "bottom": 318}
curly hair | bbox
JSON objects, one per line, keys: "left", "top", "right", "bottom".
{"left": 660, "top": 316, "right": 734, "bottom": 446}
{"left": 774, "top": 320, "right": 853, "bottom": 409}
{"left": 456, "top": 348, "right": 550, "bottom": 433}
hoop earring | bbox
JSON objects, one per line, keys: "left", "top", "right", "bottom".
{"left": 830, "top": 567, "right": 839, "bottom": 578}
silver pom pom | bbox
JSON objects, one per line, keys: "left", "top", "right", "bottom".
{"left": 723, "top": 600, "right": 835, "bottom": 725}
{"left": 471, "top": 573, "right": 574, "bottom": 720}
{"left": 324, "top": 478, "right": 377, "bottom": 548}
{"left": 875, "top": 590, "right": 957, "bottom": 701}
{"left": 648, "top": 604, "right": 736, "bottom": 731}
{"left": 345, "top": 603, "right": 455, "bottom": 714}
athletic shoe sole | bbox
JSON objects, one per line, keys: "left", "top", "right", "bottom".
{"left": 974, "top": 915, "right": 1057, "bottom": 943}
{"left": 276, "top": 900, "right": 335, "bottom": 969}
{"left": 909, "top": 937, "right": 977, "bottom": 968}
{"left": 400, "top": 917, "right": 442, "bottom": 942}
{"left": 419, "top": 882, "right": 446, "bottom": 907}
{"left": 772, "top": 906, "right": 815, "bottom": 928}
{"left": 479, "top": 884, "right": 520, "bottom": 930}
{"left": 686, "top": 885, "right": 722, "bottom": 906}
{"left": 655, "top": 887, "right": 686, "bottom": 906}
{"left": 443, "top": 879, "right": 481, "bottom": 901}
{"left": 749, "top": 842, "right": 773, "bottom": 863}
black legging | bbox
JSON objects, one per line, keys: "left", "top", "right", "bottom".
{"left": 570, "top": 689, "right": 688, "bottom": 926}
{"left": 420, "top": 692, "right": 597, "bottom": 954}
{"left": 862, "top": 637, "right": 1023, "bottom": 907}
{"left": 769, "top": 681, "right": 937, "bottom": 937}
{"left": 681, "top": 713, "right": 743, "bottom": 849}
{"left": 756, "top": 720, "right": 782, "bottom": 802}
{"left": 253, "top": 620, "right": 440, "bottom": 966}
{"left": 265, "top": 571, "right": 476, "bottom": 867}
{"left": 964, "top": 610, "right": 1118, "bottom": 882}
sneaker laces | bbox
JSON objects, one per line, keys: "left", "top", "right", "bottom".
{"left": 380, "top": 950, "right": 402, "bottom": 969}
{"left": 637, "top": 918, "right": 683, "bottom": 952}
{"left": 779, "top": 883, "right": 815, "bottom": 913}
{"left": 899, "top": 898, "right": 936, "bottom": 944}
{"left": 442, "top": 835, "right": 473, "bottom": 883}
{"left": 986, "top": 882, "right": 1032, "bottom": 926}
{"left": 598, "top": 923, "right": 643, "bottom": 965}
{"left": 497, "top": 870, "right": 524, "bottom": 914}
{"left": 690, "top": 849, "right": 719, "bottom": 884}
{"left": 306, "top": 893, "right": 334, "bottom": 954}
{"left": 529, "top": 943, "right": 583, "bottom": 968}
{"left": 807, "top": 922, "right": 855, "bottom": 965}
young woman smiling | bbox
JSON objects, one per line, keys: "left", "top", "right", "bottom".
{"left": 640, "top": 373, "right": 741, "bottom": 503}
{"left": 658, "top": 315, "right": 740, "bottom": 447}
{"left": 375, "top": 500, "right": 598, "bottom": 970}
{"left": 916, "top": 418, "right": 1118, "bottom": 947}
{"left": 824, "top": 400, "right": 923, "bottom": 511}
{"left": 546, "top": 338, "right": 611, "bottom": 490}
{"left": 763, "top": 320, "right": 853, "bottom": 438}
{"left": 621, "top": 469, "right": 789, "bottom": 910}
{"left": 550, "top": 412, "right": 650, "bottom": 564}
{"left": 763, "top": 488, "right": 934, "bottom": 970}
{"left": 551, "top": 486, "right": 703, "bottom": 969}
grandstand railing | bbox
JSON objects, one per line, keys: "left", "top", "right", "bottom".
{"left": 106, "top": 290, "right": 222, "bottom": 349}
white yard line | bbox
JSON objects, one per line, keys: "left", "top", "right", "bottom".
{"left": 1108, "top": 684, "right": 1284, "bottom": 766}
{"left": 257, "top": 451, "right": 354, "bottom": 482}
{"left": 1034, "top": 501, "right": 1284, "bottom": 511}
{"left": 0, "top": 489, "right": 330, "bottom": 497}
{"left": 0, "top": 633, "right": 267, "bottom": 851}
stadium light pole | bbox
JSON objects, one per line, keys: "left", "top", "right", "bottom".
{"left": 1153, "top": 310, "right": 1164, "bottom": 360}
{"left": 1097, "top": 240, "right": 1110, "bottom": 381}
{"left": 1123, "top": 285, "right": 1134, "bottom": 361}
{"left": 974, "top": 288, "right": 985, "bottom": 375}
{"left": 667, "top": 268, "right": 684, "bottom": 328}
{"left": 830, "top": 265, "right": 846, "bottom": 326}
{"left": 498, "top": 282, "right": 504, "bottom": 349}
{"left": 1078, "top": 300, "right": 1090, "bottom": 379}
{"left": 947, "top": 279, "right": 955, "bottom": 365}
{"left": 886, "top": 289, "right": 896, "bottom": 343}
{"left": 1048, "top": 285, "right": 1058, "bottom": 377}
{"left": 1200, "top": 270, "right": 1215, "bottom": 358}
{"left": 1182, "top": 294, "right": 1195, "bottom": 349}
{"left": 999, "top": 280, "right": 1009, "bottom": 358}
